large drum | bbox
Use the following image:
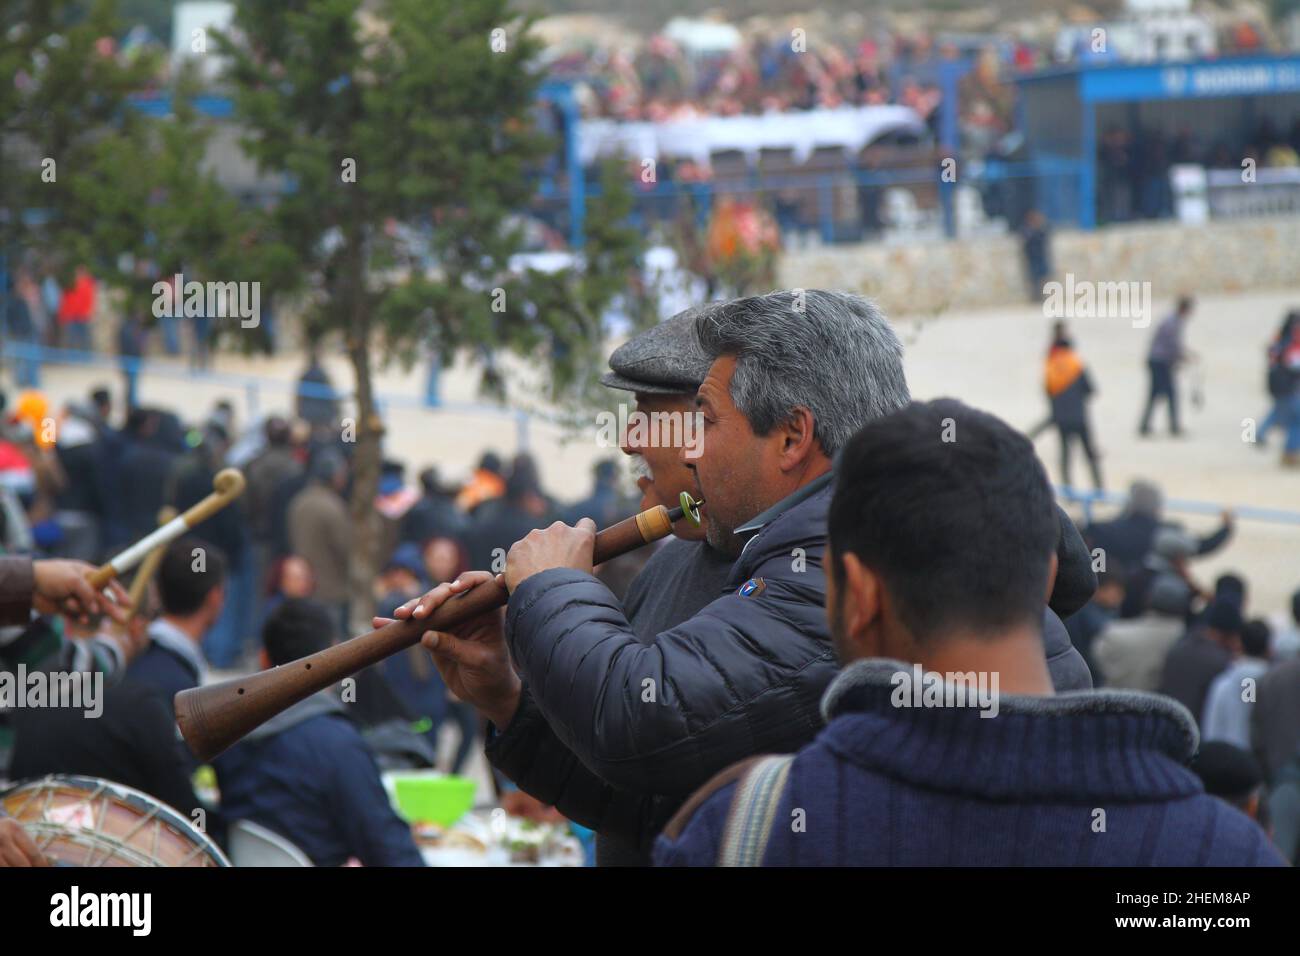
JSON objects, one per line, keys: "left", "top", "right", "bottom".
{"left": 1, "top": 774, "right": 229, "bottom": 867}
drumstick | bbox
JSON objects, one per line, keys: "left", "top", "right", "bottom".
{"left": 87, "top": 469, "right": 246, "bottom": 591}
{"left": 126, "top": 506, "right": 178, "bottom": 618}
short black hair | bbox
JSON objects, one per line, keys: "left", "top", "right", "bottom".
{"left": 1241, "top": 618, "right": 1271, "bottom": 659}
{"left": 828, "top": 399, "right": 1058, "bottom": 642}
{"left": 156, "top": 536, "right": 227, "bottom": 616}
{"left": 1192, "top": 742, "right": 1263, "bottom": 809}
{"left": 261, "top": 598, "right": 336, "bottom": 666}
{"left": 264, "top": 415, "right": 291, "bottom": 447}
{"left": 1213, "top": 573, "right": 1246, "bottom": 609}
{"left": 1290, "top": 587, "right": 1300, "bottom": 626}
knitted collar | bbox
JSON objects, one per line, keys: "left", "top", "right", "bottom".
{"left": 817, "top": 658, "right": 1203, "bottom": 802}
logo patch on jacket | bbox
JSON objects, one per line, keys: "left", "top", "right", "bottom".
{"left": 737, "top": 577, "right": 766, "bottom": 598}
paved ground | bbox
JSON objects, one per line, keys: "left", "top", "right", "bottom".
{"left": 900, "top": 285, "right": 1300, "bottom": 619}
{"left": 13, "top": 283, "right": 1300, "bottom": 619}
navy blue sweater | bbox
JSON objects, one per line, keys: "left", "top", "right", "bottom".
{"left": 213, "top": 693, "right": 423, "bottom": 867}
{"left": 126, "top": 643, "right": 199, "bottom": 708}
{"left": 655, "top": 659, "right": 1285, "bottom": 867}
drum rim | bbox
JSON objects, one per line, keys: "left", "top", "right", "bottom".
{"left": 2, "top": 773, "right": 231, "bottom": 867}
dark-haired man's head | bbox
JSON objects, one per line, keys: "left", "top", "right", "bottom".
{"left": 1205, "top": 600, "right": 1244, "bottom": 651}
{"left": 1192, "top": 742, "right": 1265, "bottom": 820}
{"left": 264, "top": 415, "right": 292, "bottom": 448}
{"left": 156, "top": 537, "right": 228, "bottom": 640}
{"left": 691, "top": 290, "right": 910, "bottom": 556}
{"left": 125, "top": 407, "right": 158, "bottom": 440}
{"left": 1241, "top": 618, "right": 1271, "bottom": 661}
{"left": 311, "top": 448, "right": 348, "bottom": 493}
{"left": 826, "top": 399, "right": 1058, "bottom": 691}
{"left": 418, "top": 467, "right": 443, "bottom": 498}
{"left": 260, "top": 598, "right": 337, "bottom": 668}
{"left": 1213, "top": 573, "right": 1247, "bottom": 613}
{"left": 505, "top": 453, "right": 543, "bottom": 504}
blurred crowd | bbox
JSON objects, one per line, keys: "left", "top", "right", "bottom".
{"left": 1064, "top": 479, "right": 1300, "bottom": 856}
{"left": 3, "top": 255, "right": 284, "bottom": 406}
{"left": 1098, "top": 118, "right": 1300, "bottom": 224}
{"left": 551, "top": 34, "right": 951, "bottom": 121}
{"left": 0, "top": 371, "right": 639, "bottom": 662}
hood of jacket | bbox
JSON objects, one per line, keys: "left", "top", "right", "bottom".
{"left": 245, "top": 690, "right": 346, "bottom": 743}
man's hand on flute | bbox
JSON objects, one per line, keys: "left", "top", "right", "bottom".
{"left": 372, "top": 571, "right": 522, "bottom": 730}
{"left": 32, "top": 559, "right": 129, "bottom": 623}
{"left": 503, "top": 518, "right": 597, "bottom": 592}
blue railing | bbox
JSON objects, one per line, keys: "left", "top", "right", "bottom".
{"left": 534, "top": 158, "right": 1087, "bottom": 247}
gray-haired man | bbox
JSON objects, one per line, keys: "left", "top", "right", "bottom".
{"left": 389, "top": 290, "right": 1095, "bottom": 864}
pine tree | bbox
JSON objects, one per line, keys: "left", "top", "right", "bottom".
{"left": 217, "top": 0, "right": 646, "bottom": 624}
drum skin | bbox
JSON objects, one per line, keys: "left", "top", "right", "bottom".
{"left": 1, "top": 774, "right": 229, "bottom": 867}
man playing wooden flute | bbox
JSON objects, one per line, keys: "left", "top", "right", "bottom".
{"left": 386, "top": 291, "right": 1098, "bottom": 864}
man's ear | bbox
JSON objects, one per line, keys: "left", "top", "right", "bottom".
{"left": 1044, "top": 551, "right": 1059, "bottom": 603}
{"left": 777, "top": 406, "right": 819, "bottom": 471}
{"left": 207, "top": 584, "right": 226, "bottom": 618}
{"left": 259, "top": 648, "right": 272, "bottom": 671}
{"left": 840, "top": 552, "right": 882, "bottom": 650}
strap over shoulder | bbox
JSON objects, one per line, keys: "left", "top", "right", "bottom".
{"left": 718, "top": 754, "right": 795, "bottom": 867}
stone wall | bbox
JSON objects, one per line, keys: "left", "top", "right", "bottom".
{"left": 778, "top": 216, "right": 1300, "bottom": 318}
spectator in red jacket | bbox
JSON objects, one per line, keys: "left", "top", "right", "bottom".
{"left": 56, "top": 266, "right": 96, "bottom": 354}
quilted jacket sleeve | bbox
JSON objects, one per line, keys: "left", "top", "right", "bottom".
{"left": 503, "top": 560, "right": 836, "bottom": 798}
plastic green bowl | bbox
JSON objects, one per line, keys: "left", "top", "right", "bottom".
{"left": 392, "top": 775, "right": 476, "bottom": 827}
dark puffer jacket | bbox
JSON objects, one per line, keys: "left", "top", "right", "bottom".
{"left": 503, "top": 481, "right": 836, "bottom": 801}
{"left": 491, "top": 482, "right": 1095, "bottom": 854}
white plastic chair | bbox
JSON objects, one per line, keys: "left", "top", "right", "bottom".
{"left": 228, "top": 819, "right": 314, "bottom": 867}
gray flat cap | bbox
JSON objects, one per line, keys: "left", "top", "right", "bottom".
{"left": 600, "top": 306, "right": 715, "bottom": 395}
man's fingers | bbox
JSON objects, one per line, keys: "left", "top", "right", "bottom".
{"left": 0, "top": 821, "right": 45, "bottom": 867}
{"left": 101, "top": 593, "right": 131, "bottom": 625}
{"left": 372, "top": 616, "right": 397, "bottom": 629}
{"left": 105, "top": 580, "right": 130, "bottom": 606}
{"left": 67, "top": 572, "right": 102, "bottom": 612}
{"left": 411, "top": 582, "right": 457, "bottom": 619}
{"left": 421, "top": 630, "right": 493, "bottom": 667}
{"left": 451, "top": 570, "right": 495, "bottom": 589}
{"left": 17, "top": 826, "right": 48, "bottom": 866}
{"left": 392, "top": 596, "right": 421, "bottom": 619}
{"left": 576, "top": 517, "right": 597, "bottom": 534}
